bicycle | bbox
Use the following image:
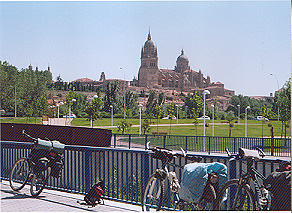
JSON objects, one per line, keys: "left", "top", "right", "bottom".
{"left": 217, "top": 147, "right": 273, "bottom": 211}
{"left": 9, "top": 130, "right": 65, "bottom": 197}
{"left": 142, "top": 143, "right": 223, "bottom": 211}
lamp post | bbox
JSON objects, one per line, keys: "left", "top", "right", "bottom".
{"left": 245, "top": 106, "right": 250, "bottom": 137}
{"left": 203, "top": 90, "right": 210, "bottom": 152}
{"left": 176, "top": 105, "right": 179, "bottom": 124}
{"left": 69, "top": 99, "right": 76, "bottom": 126}
{"left": 139, "top": 104, "right": 142, "bottom": 135}
{"left": 237, "top": 104, "right": 240, "bottom": 124}
{"left": 110, "top": 105, "right": 113, "bottom": 127}
{"left": 57, "top": 102, "right": 63, "bottom": 125}
{"left": 211, "top": 104, "right": 214, "bottom": 137}
{"left": 270, "top": 73, "right": 280, "bottom": 121}
{"left": 90, "top": 95, "right": 98, "bottom": 128}
{"left": 120, "top": 67, "right": 126, "bottom": 119}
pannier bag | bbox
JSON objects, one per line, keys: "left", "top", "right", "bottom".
{"left": 83, "top": 180, "right": 104, "bottom": 207}
{"left": 36, "top": 139, "right": 65, "bottom": 155}
{"left": 264, "top": 161, "right": 291, "bottom": 211}
{"left": 179, "top": 162, "right": 227, "bottom": 203}
{"left": 50, "top": 157, "right": 64, "bottom": 178}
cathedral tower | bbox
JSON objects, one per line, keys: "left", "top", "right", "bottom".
{"left": 138, "top": 30, "right": 159, "bottom": 87}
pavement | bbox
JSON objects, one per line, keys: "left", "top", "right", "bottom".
{"left": 0, "top": 180, "right": 141, "bottom": 212}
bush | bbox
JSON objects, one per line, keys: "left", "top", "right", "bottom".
{"left": 114, "top": 114, "right": 124, "bottom": 118}
{"left": 100, "top": 112, "right": 110, "bottom": 118}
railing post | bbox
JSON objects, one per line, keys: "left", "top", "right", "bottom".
{"left": 233, "top": 137, "right": 237, "bottom": 154}
{"left": 145, "top": 134, "right": 148, "bottom": 150}
{"left": 84, "top": 149, "right": 92, "bottom": 193}
{"left": 114, "top": 134, "right": 116, "bottom": 148}
{"left": 208, "top": 137, "right": 211, "bottom": 155}
{"left": 129, "top": 134, "right": 131, "bottom": 149}
{"left": 142, "top": 152, "right": 150, "bottom": 199}
{"left": 163, "top": 135, "right": 166, "bottom": 148}
{"left": 185, "top": 136, "right": 188, "bottom": 151}
{"left": 229, "top": 158, "right": 237, "bottom": 180}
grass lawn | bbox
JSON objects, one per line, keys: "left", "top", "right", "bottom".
{"left": 1, "top": 117, "right": 290, "bottom": 138}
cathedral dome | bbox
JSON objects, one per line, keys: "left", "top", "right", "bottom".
{"left": 177, "top": 49, "right": 189, "bottom": 62}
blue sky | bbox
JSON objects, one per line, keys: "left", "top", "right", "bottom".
{"left": 0, "top": 1, "right": 290, "bottom": 96}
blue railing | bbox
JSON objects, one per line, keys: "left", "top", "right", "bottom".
{"left": 112, "top": 133, "right": 291, "bottom": 157}
{"left": 1, "top": 141, "right": 289, "bottom": 210}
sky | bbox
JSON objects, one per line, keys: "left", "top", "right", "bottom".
{"left": 0, "top": 1, "right": 290, "bottom": 96}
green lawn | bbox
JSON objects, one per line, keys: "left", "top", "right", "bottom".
{"left": 1, "top": 117, "right": 290, "bottom": 138}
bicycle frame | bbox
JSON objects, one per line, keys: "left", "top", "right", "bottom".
{"left": 235, "top": 159, "right": 268, "bottom": 210}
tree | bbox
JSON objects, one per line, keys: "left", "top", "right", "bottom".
{"left": 85, "top": 92, "right": 103, "bottom": 125}
{"left": 117, "top": 119, "right": 132, "bottom": 134}
{"left": 125, "top": 91, "right": 139, "bottom": 117}
{"left": 0, "top": 61, "right": 18, "bottom": 113}
{"left": 183, "top": 91, "right": 203, "bottom": 118}
{"left": 102, "top": 81, "right": 122, "bottom": 114}
{"left": 153, "top": 105, "right": 163, "bottom": 132}
{"left": 167, "top": 102, "right": 177, "bottom": 134}
{"left": 141, "top": 119, "right": 151, "bottom": 135}
{"left": 226, "top": 115, "right": 234, "bottom": 137}
{"left": 277, "top": 78, "right": 291, "bottom": 139}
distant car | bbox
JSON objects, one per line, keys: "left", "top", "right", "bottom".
{"left": 197, "top": 116, "right": 210, "bottom": 120}
{"left": 162, "top": 115, "right": 177, "bottom": 120}
{"left": 63, "top": 114, "right": 76, "bottom": 118}
{"left": 256, "top": 116, "right": 268, "bottom": 121}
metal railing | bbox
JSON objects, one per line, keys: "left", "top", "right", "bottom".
{"left": 1, "top": 141, "right": 289, "bottom": 209}
{"left": 112, "top": 133, "right": 291, "bottom": 157}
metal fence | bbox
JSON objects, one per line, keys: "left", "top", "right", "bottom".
{"left": 1, "top": 141, "right": 289, "bottom": 210}
{"left": 112, "top": 133, "right": 291, "bottom": 157}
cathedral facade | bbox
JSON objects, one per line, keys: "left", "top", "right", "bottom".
{"left": 134, "top": 31, "right": 211, "bottom": 92}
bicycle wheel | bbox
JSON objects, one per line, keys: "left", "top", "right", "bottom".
{"left": 9, "top": 158, "right": 31, "bottom": 191}
{"left": 218, "top": 179, "right": 256, "bottom": 211}
{"left": 198, "top": 184, "right": 217, "bottom": 211}
{"left": 142, "top": 174, "right": 164, "bottom": 211}
{"left": 30, "top": 164, "right": 51, "bottom": 197}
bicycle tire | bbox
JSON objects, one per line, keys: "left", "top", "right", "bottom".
{"left": 198, "top": 184, "right": 217, "bottom": 210}
{"left": 218, "top": 179, "right": 256, "bottom": 211}
{"left": 9, "top": 158, "right": 31, "bottom": 191}
{"left": 142, "top": 174, "right": 164, "bottom": 211}
{"left": 30, "top": 164, "right": 51, "bottom": 197}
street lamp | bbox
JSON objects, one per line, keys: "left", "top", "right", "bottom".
{"left": 120, "top": 67, "right": 126, "bottom": 119}
{"left": 57, "top": 102, "right": 64, "bottom": 125}
{"left": 270, "top": 73, "right": 280, "bottom": 121}
{"left": 139, "top": 104, "right": 143, "bottom": 135}
{"left": 211, "top": 104, "right": 214, "bottom": 137}
{"left": 110, "top": 105, "right": 113, "bottom": 127}
{"left": 237, "top": 104, "right": 240, "bottom": 124}
{"left": 203, "top": 90, "right": 210, "bottom": 152}
{"left": 90, "top": 95, "right": 98, "bottom": 128}
{"left": 245, "top": 106, "right": 250, "bottom": 137}
{"left": 69, "top": 99, "right": 76, "bottom": 126}
{"left": 176, "top": 105, "right": 179, "bottom": 124}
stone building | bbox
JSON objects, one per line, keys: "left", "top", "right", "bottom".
{"left": 134, "top": 31, "right": 212, "bottom": 92}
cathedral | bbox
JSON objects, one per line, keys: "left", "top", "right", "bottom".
{"left": 132, "top": 31, "right": 212, "bottom": 92}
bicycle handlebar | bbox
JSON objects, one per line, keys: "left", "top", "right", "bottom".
{"left": 22, "top": 130, "right": 38, "bottom": 143}
{"left": 225, "top": 147, "right": 266, "bottom": 160}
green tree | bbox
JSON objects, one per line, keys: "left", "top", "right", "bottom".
{"left": 184, "top": 91, "right": 203, "bottom": 118}
{"left": 277, "top": 78, "right": 291, "bottom": 139}
{"left": 85, "top": 93, "right": 103, "bottom": 125}
{"left": 102, "top": 81, "right": 122, "bottom": 114}
{"left": 226, "top": 115, "right": 234, "bottom": 137}
{"left": 0, "top": 61, "right": 18, "bottom": 114}
{"left": 141, "top": 119, "right": 151, "bottom": 135}
{"left": 117, "top": 119, "right": 132, "bottom": 134}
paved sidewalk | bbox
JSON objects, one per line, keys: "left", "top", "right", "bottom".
{"left": 0, "top": 180, "right": 141, "bottom": 212}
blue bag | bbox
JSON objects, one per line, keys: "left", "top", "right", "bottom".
{"left": 179, "top": 162, "right": 227, "bottom": 203}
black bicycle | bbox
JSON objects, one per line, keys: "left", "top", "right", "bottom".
{"left": 217, "top": 147, "right": 275, "bottom": 211}
{"left": 9, "top": 130, "right": 65, "bottom": 197}
{"left": 142, "top": 143, "right": 221, "bottom": 211}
